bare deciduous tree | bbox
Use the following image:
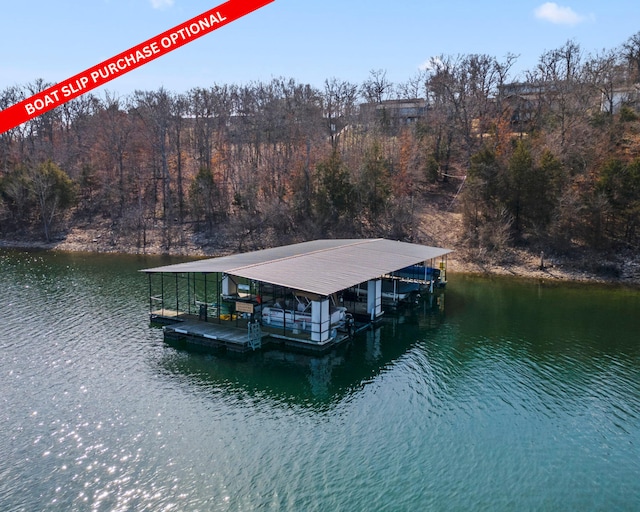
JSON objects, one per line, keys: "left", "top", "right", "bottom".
{"left": 361, "top": 69, "right": 394, "bottom": 104}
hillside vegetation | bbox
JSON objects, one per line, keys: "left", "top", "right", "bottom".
{"left": 2, "top": 36, "right": 640, "bottom": 282}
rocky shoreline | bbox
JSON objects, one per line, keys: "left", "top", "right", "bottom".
{"left": 2, "top": 229, "right": 639, "bottom": 288}
{"left": 447, "top": 251, "right": 640, "bottom": 287}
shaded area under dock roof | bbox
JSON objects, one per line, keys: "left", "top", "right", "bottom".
{"left": 141, "top": 238, "right": 451, "bottom": 297}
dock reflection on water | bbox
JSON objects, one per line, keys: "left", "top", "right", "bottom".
{"left": 156, "top": 299, "right": 446, "bottom": 407}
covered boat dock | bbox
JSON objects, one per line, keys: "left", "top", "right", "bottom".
{"left": 141, "top": 238, "right": 451, "bottom": 352}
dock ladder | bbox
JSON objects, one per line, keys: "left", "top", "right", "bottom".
{"left": 248, "top": 321, "right": 262, "bottom": 350}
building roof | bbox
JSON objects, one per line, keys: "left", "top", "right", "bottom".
{"left": 142, "top": 239, "right": 451, "bottom": 296}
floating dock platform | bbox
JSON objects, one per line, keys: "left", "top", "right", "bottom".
{"left": 142, "top": 238, "right": 450, "bottom": 353}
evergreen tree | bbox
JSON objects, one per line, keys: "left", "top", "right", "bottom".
{"left": 314, "top": 151, "right": 354, "bottom": 232}
{"left": 29, "top": 160, "right": 76, "bottom": 241}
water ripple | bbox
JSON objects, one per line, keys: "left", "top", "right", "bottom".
{"left": 2, "top": 250, "right": 640, "bottom": 510}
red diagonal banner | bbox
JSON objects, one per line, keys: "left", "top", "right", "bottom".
{"left": 0, "top": 0, "right": 274, "bottom": 134}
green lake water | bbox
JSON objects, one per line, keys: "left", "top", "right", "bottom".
{"left": 1, "top": 249, "right": 639, "bottom": 511}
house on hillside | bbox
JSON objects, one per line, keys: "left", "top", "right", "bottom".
{"left": 498, "top": 82, "right": 548, "bottom": 130}
{"left": 359, "top": 98, "right": 427, "bottom": 131}
{"left": 500, "top": 81, "right": 640, "bottom": 130}
{"left": 600, "top": 84, "right": 640, "bottom": 114}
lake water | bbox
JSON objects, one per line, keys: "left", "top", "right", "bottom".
{"left": 1, "top": 248, "right": 639, "bottom": 511}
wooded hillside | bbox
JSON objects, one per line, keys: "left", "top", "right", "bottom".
{"left": 2, "top": 35, "right": 640, "bottom": 265}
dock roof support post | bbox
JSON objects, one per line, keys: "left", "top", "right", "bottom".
{"left": 217, "top": 273, "right": 222, "bottom": 324}
{"left": 175, "top": 273, "right": 179, "bottom": 317}
{"left": 311, "top": 298, "right": 330, "bottom": 343}
{"left": 367, "top": 279, "right": 382, "bottom": 320}
{"left": 440, "top": 254, "right": 447, "bottom": 283}
{"left": 204, "top": 272, "right": 208, "bottom": 311}
{"left": 161, "top": 273, "right": 165, "bottom": 312}
{"left": 187, "top": 273, "right": 191, "bottom": 315}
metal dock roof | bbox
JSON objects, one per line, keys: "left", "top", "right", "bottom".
{"left": 142, "top": 238, "right": 451, "bottom": 296}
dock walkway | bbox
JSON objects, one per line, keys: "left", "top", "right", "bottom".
{"left": 163, "top": 319, "right": 267, "bottom": 353}
{"left": 159, "top": 316, "right": 365, "bottom": 354}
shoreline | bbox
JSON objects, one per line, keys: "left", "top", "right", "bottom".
{"left": 447, "top": 254, "right": 640, "bottom": 287}
{"left": 2, "top": 235, "right": 639, "bottom": 288}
